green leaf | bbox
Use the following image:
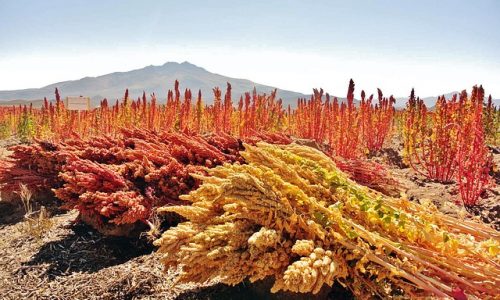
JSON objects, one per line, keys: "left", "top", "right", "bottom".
{"left": 443, "top": 233, "right": 450, "bottom": 243}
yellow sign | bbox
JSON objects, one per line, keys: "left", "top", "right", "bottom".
{"left": 65, "top": 96, "right": 91, "bottom": 111}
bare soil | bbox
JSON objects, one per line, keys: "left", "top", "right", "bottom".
{"left": 0, "top": 208, "right": 353, "bottom": 300}
{"left": 374, "top": 137, "right": 499, "bottom": 229}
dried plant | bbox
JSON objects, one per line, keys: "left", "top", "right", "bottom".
{"left": 17, "top": 184, "right": 53, "bottom": 239}
{"left": 155, "top": 143, "right": 499, "bottom": 298}
{"left": 18, "top": 183, "right": 33, "bottom": 216}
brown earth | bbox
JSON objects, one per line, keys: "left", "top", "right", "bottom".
{"left": 0, "top": 209, "right": 353, "bottom": 300}
{"left": 0, "top": 139, "right": 498, "bottom": 299}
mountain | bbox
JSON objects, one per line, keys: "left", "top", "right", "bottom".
{"left": 1, "top": 62, "right": 497, "bottom": 108}
{"left": 0, "top": 61, "right": 308, "bottom": 107}
{"left": 395, "top": 92, "right": 500, "bottom": 108}
{"left": 394, "top": 92, "right": 457, "bottom": 108}
{"left": 0, "top": 99, "right": 46, "bottom": 107}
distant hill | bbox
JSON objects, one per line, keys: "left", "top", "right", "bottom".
{"left": 0, "top": 61, "right": 308, "bottom": 107}
{"left": 0, "top": 99, "right": 45, "bottom": 108}
{"left": 1, "top": 61, "right": 497, "bottom": 108}
{"left": 394, "top": 92, "right": 458, "bottom": 108}
{"left": 395, "top": 92, "right": 500, "bottom": 108}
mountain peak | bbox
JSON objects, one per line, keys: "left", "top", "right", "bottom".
{"left": 161, "top": 61, "right": 195, "bottom": 67}
{"left": 158, "top": 61, "right": 205, "bottom": 72}
{"left": 161, "top": 61, "right": 178, "bottom": 67}
{"left": 0, "top": 61, "right": 307, "bottom": 106}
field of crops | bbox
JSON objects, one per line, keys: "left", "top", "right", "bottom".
{"left": 0, "top": 80, "right": 498, "bottom": 299}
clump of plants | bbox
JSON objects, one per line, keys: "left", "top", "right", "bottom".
{"left": 403, "top": 87, "right": 493, "bottom": 207}
{"left": 155, "top": 143, "right": 499, "bottom": 299}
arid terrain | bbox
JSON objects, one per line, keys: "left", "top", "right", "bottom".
{"left": 1, "top": 1, "right": 499, "bottom": 298}
{"left": 1, "top": 138, "right": 498, "bottom": 300}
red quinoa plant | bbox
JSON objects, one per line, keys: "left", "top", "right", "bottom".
{"left": 360, "top": 88, "right": 396, "bottom": 155}
{"left": 403, "top": 89, "right": 461, "bottom": 182}
{"left": 403, "top": 86, "right": 493, "bottom": 206}
{"left": 456, "top": 86, "right": 492, "bottom": 207}
{"left": 483, "top": 95, "right": 500, "bottom": 146}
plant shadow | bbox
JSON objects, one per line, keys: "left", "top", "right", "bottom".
{"left": 20, "top": 222, "right": 153, "bottom": 279}
{"left": 0, "top": 201, "right": 25, "bottom": 225}
{"left": 175, "top": 278, "right": 354, "bottom": 300}
{"left": 0, "top": 194, "right": 64, "bottom": 226}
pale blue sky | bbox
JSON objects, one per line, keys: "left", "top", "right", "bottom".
{"left": 1, "top": 0, "right": 499, "bottom": 97}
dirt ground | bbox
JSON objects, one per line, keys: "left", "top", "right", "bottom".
{"left": 0, "top": 210, "right": 214, "bottom": 300}
{"left": 374, "top": 139, "right": 500, "bottom": 229}
{"left": 0, "top": 209, "right": 353, "bottom": 300}
{"left": 0, "top": 139, "right": 498, "bottom": 300}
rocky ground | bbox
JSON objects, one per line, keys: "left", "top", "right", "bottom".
{"left": 0, "top": 138, "right": 498, "bottom": 300}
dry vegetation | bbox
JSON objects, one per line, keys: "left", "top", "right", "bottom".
{"left": 0, "top": 80, "right": 498, "bottom": 299}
